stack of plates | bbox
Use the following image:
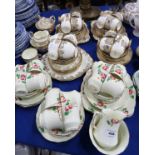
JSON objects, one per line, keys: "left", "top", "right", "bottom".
{"left": 15, "top": 0, "right": 40, "bottom": 28}
{"left": 15, "top": 22, "right": 30, "bottom": 58}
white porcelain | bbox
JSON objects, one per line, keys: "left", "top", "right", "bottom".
{"left": 26, "top": 73, "right": 47, "bottom": 92}
{"left": 48, "top": 34, "right": 78, "bottom": 60}
{"left": 36, "top": 99, "right": 85, "bottom": 142}
{"left": 93, "top": 109, "right": 126, "bottom": 149}
{"left": 132, "top": 70, "right": 139, "bottom": 95}
{"left": 42, "top": 48, "right": 93, "bottom": 81}
{"left": 89, "top": 111, "right": 129, "bottom": 155}
{"left": 96, "top": 12, "right": 122, "bottom": 31}
{"left": 22, "top": 48, "right": 38, "bottom": 62}
{"left": 30, "top": 30, "right": 49, "bottom": 43}
{"left": 36, "top": 88, "right": 85, "bottom": 142}
{"left": 81, "top": 61, "right": 136, "bottom": 116}
{"left": 129, "top": 12, "right": 139, "bottom": 37}
{"left": 99, "top": 31, "right": 130, "bottom": 59}
{"left": 16, "top": 72, "right": 52, "bottom": 107}
{"left": 61, "top": 91, "right": 81, "bottom": 132}
{"left": 59, "top": 12, "right": 83, "bottom": 33}
{"left": 15, "top": 71, "right": 28, "bottom": 96}
{"left": 28, "top": 59, "right": 45, "bottom": 73}
{"left": 36, "top": 16, "right": 55, "bottom": 30}
{"left": 40, "top": 109, "right": 63, "bottom": 131}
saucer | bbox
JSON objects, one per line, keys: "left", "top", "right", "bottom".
{"left": 15, "top": 72, "right": 52, "bottom": 107}
{"left": 89, "top": 113, "right": 129, "bottom": 155}
{"left": 21, "top": 48, "right": 38, "bottom": 63}
{"left": 41, "top": 48, "right": 93, "bottom": 81}
{"left": 36, "top": 100, "right": 85, "bottom": 142}
{"left": 91, "top": 21, "right": 126, "bottom": 41}
{"left": 81, "top": 68, "right": 136, "bottom": 117}
{"left": 97, "top": 46, "right": 133, "bottom": 65}
{"left": 56, "top": 22, "right": 90, "bottom": 44}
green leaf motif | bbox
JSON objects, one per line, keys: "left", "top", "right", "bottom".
{"left": 39, "top": 127, "right": 44, "bottom": 132}
{"left": 64, "top": 111, "right": 69, "bottom": 116}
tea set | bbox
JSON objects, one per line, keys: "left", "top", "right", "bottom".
{"left": 41, "top": 33, "right": 93, "bottom": 81}
{"left": 36, "top": 88, "right": 85, "bottom": 142}
{"left": 35, "top": 15, "right": 55, "bottom": 33}
{"left": 30, "top": 30, "right": 50, "bottom": 53}
{"left": 56, "top": 12, "right": 90, "bottom": 44}
{"left": 97, "top": 30, "right": 133, "bottom": 65}
{"left": 81, "top": 61, "right": 136, "bottom": 116}
{"left": 15, "top": 59, "right": 52, "bottom": 107}
{"left": 91, "top": 11, "right": 125, "bottom": 41}
{"left": 121, "top": 2, "right": 139, "bottom": 37}
{"left": 15, "top": 3, "right": 139, "bottom": 154}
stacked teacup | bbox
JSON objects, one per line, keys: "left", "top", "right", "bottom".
{"left": 97, "top": 30, "right": 132, "bottom": 65}
{"left": 81, "top": 61, "right": 136, "bottom": 154}
{"left": 15, "top": 0, "right": 40, "bottom": 28}
{"left": 81, "top": 61, "right": 136, "bottom": 115}
{"left": 41, "top": 33, "right": 93, "bottom": 81}
{"left": 30, "top": 30, "right": 50, "bottom": 53}
{"left": 121, "top": 2, "right": 139, "bottom": 37}
{"left": 15, "top": 59, "right": 52, "bottom": 107}
{"left": 15, "top": 22, "right": 30, "bottom": 58}
{"left": 56, "top": 12, "right": 90, "bottom": 44}
{"left": 36, "top": 88, "right": 85, "bottom": 142}
{"left": 91, "top": 11, "right": 125, "bottom": 40}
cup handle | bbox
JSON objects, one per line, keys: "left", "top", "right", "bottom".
{"left": 50, "top": 16, "right": 56, "bottom": 23}
{"left": 129, "top": 15, "right": 136, "bottom": 29}
{"left": 29, "top": 31, "right": 34, "bottom": 39}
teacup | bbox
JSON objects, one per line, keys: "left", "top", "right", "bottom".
{"left": 45, "top": 88, "right": 60, "bottom": 108}
{"left": 39, "top": 108, "right": 63, "bottom": 130}
{"left": 100, "top": 74, "right": 125, "bottom": 99}
{"left": 26, "top": 73, "right": 47, "bottom": 92}
{"left": 30, "top": 30, "right": 50, "bottom": 44}
{"left": 61, "top": 91, "right": 81, "bottom": 132}
{"left": 15, "top": 72, "right": 28, "bottom": 96}
{"left": 129, "top": 12, "right": 139, "bottom": 37}
{"left": 93, "top": 109, "right": 126, "bottom": 149}
{"left": 28, "top": 59, "right": 45, "bottom": 73}
{"left": 48, "top": 34, "right": 78, "bottom": 60}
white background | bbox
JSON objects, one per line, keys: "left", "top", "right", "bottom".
{"left": 0, "top": 0, "right": 154, "bottom": 154}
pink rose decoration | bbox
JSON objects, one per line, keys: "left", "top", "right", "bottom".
{"left": 33, "top": 64, "right": 39, "bottom": 69}
{"left": 19, "top": 65, "right": 25, "bottom": 70}
{"left": 102, "top": 65, "right": 108, "bottom": 70}
{"left": 68, "top": 105, "right": 73, "bottom": 109}
{"left": 21, "top": 74, "right": 26, "bottom": 81}
{"left": 60, "top": 96, "right": 66, "bottom": 102}
{"left": 111, "top": 119, "right": 119, "bottom": 124}
{"left": 129, "top": 89, "right": 133, "bottom": 95}
{"left": 115, "top": 69, "right": 122, "bottom": 74}
{"left": 97, "top": 102, "right": 105, "bottom": 107}
{"left": 101, "top": 73, "right": 107, "bottom": 79}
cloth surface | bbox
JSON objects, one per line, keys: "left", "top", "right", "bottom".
{"left": 15, "top": 6, "right": 139, "bottom": 155}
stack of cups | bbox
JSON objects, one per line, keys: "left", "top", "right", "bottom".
{"left": 15, "top": 22, "right": 30, "bottom": 58}
{"left": 15, "top": 0, "right": 40, "bottom": 28}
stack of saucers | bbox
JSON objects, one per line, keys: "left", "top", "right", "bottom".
{"left": 15, "top": 22, "right": 30, "bottom": 58}
{"left": 15, "top": 0, "right": 40, "bottom": 28}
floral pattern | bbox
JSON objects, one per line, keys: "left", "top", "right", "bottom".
{"left": 97, "top": 101, "right": 107, "bottom": 108}
{"left": 60, "top": 96, "right": 73, "bottom": 116}
{"left": 128, "top": 85, "right": 135, "bottom": 99}
{"left": 107, "top": 119, "right": 120, "bottom": 126}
